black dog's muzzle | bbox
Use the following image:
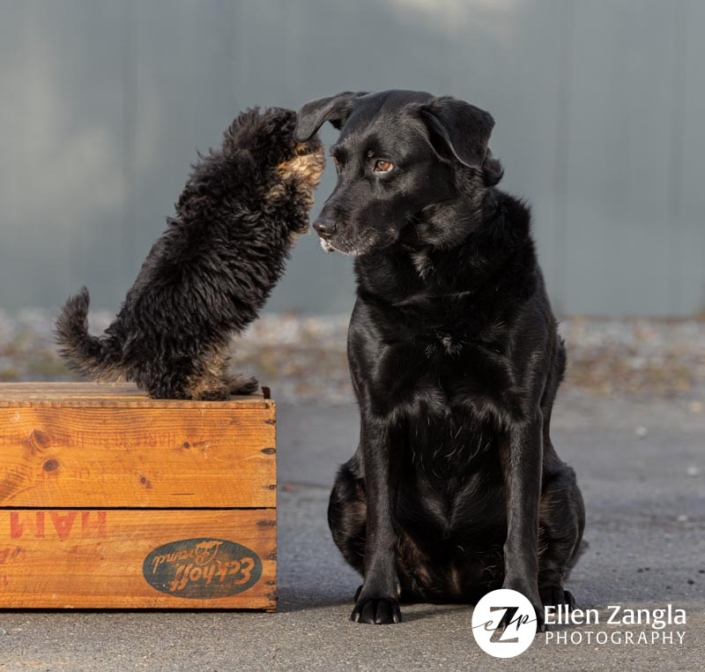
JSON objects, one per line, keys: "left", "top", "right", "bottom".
{"left": 312, "top": 216, "right": 337, "bottom": 240}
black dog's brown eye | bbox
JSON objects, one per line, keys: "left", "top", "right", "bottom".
{"left": 373, "top": 159, "right": 393, "bottom": 173}
{"left": 333, "top": 156, "right": 340, "bottom": 166}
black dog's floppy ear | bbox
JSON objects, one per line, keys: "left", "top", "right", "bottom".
{"left": 420, "top": 97, "right": 495, "bottom": 169}
{"left": 294, "top": 91, "right": 366, "bottom": 142}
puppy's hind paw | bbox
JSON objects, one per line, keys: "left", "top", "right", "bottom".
{"left": 228, "top": 375, "right": 259, "bottom": 396}
{"left": 194, "top": 387, "right": 230, "bottom": 402}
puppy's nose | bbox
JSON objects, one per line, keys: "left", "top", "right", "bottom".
{"left": 313, "top": 217, "right": 337, "bottom": 240}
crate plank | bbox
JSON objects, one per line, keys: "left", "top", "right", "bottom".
{"left": 0, "top": 389, "right": 276, "bottom": 509}
{"left": 0, "top": 382, "right": 272, "bottom": 408}
{"left": 0, "top": 508, "right": 276, "bottom": 609}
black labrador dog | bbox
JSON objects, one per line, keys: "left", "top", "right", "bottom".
{"left": 294, "top": 90, "right": 585, "bottom": 628}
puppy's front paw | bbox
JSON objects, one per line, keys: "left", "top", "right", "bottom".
{"left": 350, "top": 596, "right": 402, "bottom": 625}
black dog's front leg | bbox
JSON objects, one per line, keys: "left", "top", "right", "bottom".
{"left": 499, "top": 412, "right": 545, "bottom": 630}
{"left": 351, "top": 416, "right": 402, "bottom": 625}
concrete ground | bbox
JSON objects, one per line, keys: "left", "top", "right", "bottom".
{"left": 1, "top": 393, "right": 704, "bottom": 671}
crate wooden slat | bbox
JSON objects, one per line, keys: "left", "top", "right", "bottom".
{"left": 0, "top": 382, "right": 274, "bottom": 408}
{"left": 0, "top": 405, "right": 276, "bottom": 509}
{"left": 0, "top": 383, "right": 276, "bottom": 610}
{"left": 0, "top": 509, "right": 276, "bottom": 609}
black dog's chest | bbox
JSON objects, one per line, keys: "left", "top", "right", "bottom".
{"left": 377, "top": 335, "right": 519, "bottom": 486}
{"left": 379, "top": 336, "right": 518, "bottom": 424}
{"left": 391, "top": 405, "right": 507, "bottom": 544}
{"left": 395, "top": 405, "right": 499, "bottom": 474}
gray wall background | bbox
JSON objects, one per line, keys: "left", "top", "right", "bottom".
{"left": 1, "top": 0, "right": 703, "bottom": 317}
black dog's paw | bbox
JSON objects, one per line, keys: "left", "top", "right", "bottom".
{"left": 496, "top": 599, "right": 545, "bottom": 633}
{"left": 540, "top": 585, "right": 576, "bottom": 610}
{"left": 534, "top": 609, "right": 546, "bottom": 633}
{"left": 350, "top": 597, "right": 402, "bottom": 625}
{"left": 530, "top": 597, "right": 546, "bottom": 632}
{"left": 501, "top": 580, "right": 545, "bottom": 632}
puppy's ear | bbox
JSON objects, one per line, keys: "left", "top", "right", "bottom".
{"left": 294, "top": 91, "right": 366, "bottom": 142}
{"left": 420, "top": 97, "right": 494, "bottom": 169}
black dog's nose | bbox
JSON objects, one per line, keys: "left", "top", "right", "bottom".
{"left": 313, "top": 217, "right": 337, "bottom": 239}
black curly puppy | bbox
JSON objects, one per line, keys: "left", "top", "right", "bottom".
{"left": 56, "top": 107, "right": 325, "bottom": 400}
{"left": 295, "top": 90, "right": 585, "bottom": 628}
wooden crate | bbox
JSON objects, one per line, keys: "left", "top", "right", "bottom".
{"left": 0, "top": 382, "right": 276, "bottom": 610}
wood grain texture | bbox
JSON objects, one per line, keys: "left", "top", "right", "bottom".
{"left": 0, "top": 383, "right": 276, "bottom": 508}
{"left": 0, "top": 382, "right": 272, "bottom": 409}
{"left": 0, "top": 508, "right": 276, "bottom": 609}
{"left": 0, "top": 407, "right": 276, "bottom": 508}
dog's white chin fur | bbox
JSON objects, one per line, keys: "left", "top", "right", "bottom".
{"left": 319, "top": 238, "right": 367, "bottom": 257}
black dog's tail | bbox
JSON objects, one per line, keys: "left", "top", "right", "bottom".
{"left": 55, "top": 287, "right": 124, "bottom": 381}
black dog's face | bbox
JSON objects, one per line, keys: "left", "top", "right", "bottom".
{"left": 313, "top": 92, "right": 455, "bottom": 256}
{"left": 294, "top": 90, "right": 496, "bottom": 256}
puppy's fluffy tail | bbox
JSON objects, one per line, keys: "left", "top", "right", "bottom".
{"left": 55, "top": 287, "right": 122, "bottom": 381}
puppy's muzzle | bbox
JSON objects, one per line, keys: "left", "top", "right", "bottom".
{"left": 313, "top": 216, "right": 337, "bottom": 240}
